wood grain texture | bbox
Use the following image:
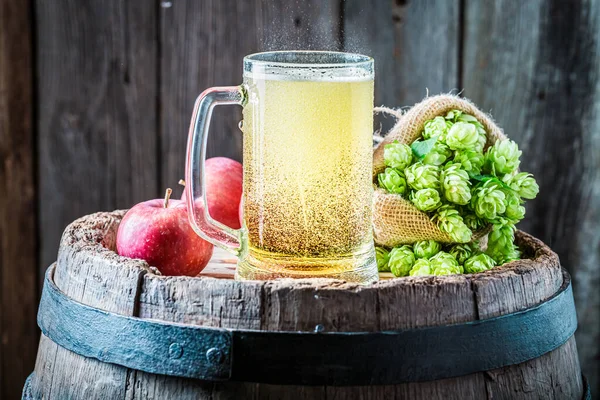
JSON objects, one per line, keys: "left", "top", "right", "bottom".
{"left": 0, "top": 0, "right": 37, "bottom": 398}
{"left": 474, "top": 235, "right": 582, "bottom": 398}
{"left": 463, "top": 0, "right": 600, "bottom": 394}
{"left": 35, "top": 0, "right": 158, "bottom": 279}
{"left": 30, "top": 212, "right": 582, "bottom": 399}
{"left": 159, "top": 0, "right": 342, "bottom": 190}
{"left": 344, "top": 0, "right": 460, "bottom": 110}
{"left": 33, "top": 211, "right": 151, "bottom": 399}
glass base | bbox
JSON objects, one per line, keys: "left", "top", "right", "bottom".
{"left": 234, "top": 247, "right": 379, "bottom": 284}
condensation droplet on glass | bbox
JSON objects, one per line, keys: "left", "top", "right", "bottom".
{"left": 238, "top": 120, "right": 243, "bottom": 131}
{"left": 314, "top": 324, "right": 324, "bottom": 333}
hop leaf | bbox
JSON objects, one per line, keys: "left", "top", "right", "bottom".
{"left": 389, "top": 245, "right": 416, "bottom": 277}
{"left": 405, "top": 163, "right": 440, "bottom": 191}
{"left": 446, "top": 122, "right": 479, "bottom": 150}
{"left": 448, "top": 243, "right": 474, "bottom": 264}
{"left": 471, "top": 180, "right": 507, "bottom": 221}
{"left": 378, "top": 168, "right": 407, "bottom": 195}
{"left": 432, "top": 204, "right": 472, "bottom": 243}
{"left": 413, "top": 240, "right": 442, "bottom": 259}
{"left": 464, "top": 253, "right": 496, "bottom": 274}
{"left": 376, "top": 247, "right": 391, "bottom": 272}
{"left": 409, "top": 258, "right": 432, "bottom": 276}
{"left": 440, "top": 163, "right": 471, "bottom": 205}
{"left": 423, "top": 142, "right": 453, "bottom": 166}
{"left": 423, "top": 116, "right": 453, "bottom": 141}
{"left": 454, "top": 149, "right": 484, "bottom": 176}
{"left": 430, "top": 251, "right": 462, "bottom": 275}
{"left": 410, "top": 188, "right": 442, "bottom": 212}
{"left": 486, "top": 223, "right": 518, "bottom": 264}
{"left": 384, "top": 141, "right": 413, "bottom": 170}
{"left": 503, "top": 172, "right": 539, "bottom": 200}
{"left": 411, "top": 137, "right": 438, "bottom": 159}
{"left": 484, "top": 140, "right": 522, "bottom": 176}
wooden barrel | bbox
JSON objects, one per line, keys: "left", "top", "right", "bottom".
{"left": 29, "top": 211, "right": 585, "bottom": 400}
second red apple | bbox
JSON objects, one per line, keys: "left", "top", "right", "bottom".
{"left": 183, "top": 157, "right": 243, "bottom": 229}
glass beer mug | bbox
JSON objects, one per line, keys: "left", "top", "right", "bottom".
{"left": 185, "top": 51, "right": 378, "bottom": 283}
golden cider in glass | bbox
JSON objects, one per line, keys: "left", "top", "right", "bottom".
{"left": 238, "top": 72, "right": 376, "bottom": 281}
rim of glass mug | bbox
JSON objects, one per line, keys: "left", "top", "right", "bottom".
{"left": 243, "top": 51, "right": 374, "bottom": 82}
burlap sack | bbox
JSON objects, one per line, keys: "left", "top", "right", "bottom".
{"left": 372, "top": 94, "right": 507, "bottom": 247}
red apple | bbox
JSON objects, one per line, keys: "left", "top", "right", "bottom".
{"left": 181, "top": 157, "right": 243, "bottom": 229}
{"left": 239, "top": 199, "right": 244, "bottom": 228}
{"left": 117, "top": 189, "right": 213, "bottom": 276}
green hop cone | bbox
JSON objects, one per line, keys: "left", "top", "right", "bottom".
{"left": 504, "top": 189, "right": 526, "bottom": 223}
{"left": 430, "top": 251, "right": 461, "bottom": 275}
{"left": 378, "top": 168, "right": 407, "bottom": 195}
{"left": 446, "top": 122, "right": 479, "bottom": 150}
{"left": 471, "top": 180, "right": 507, "bottom": 221}
{"left": 409, "top": 258, "right": 432, "bottom": 276}
{"left": 423, "top": 116, "right": 453, "bottom": 141}
{"left": 463, "top": 212, "right": 486, "bottom": 231}
{"left": 456, "top": 112, "right": 479, "bottom": 125}
{"left": 445, "top": 109, "right": 462, "bottom": 122}
{"left": 410, "top": 188, "right": 442, "bottom": 212}
{"left": 484, "top": 139, "right": 522, "bottom": 176}
{"left": 423, "top": 142, "right": 453, "bottom": 166}
{"left": 453, "top": 149, "right": 484, "bottom": 176}
{"left": 389, "top": 245, "right": 416, "bottom": 277}
{"left": 440, "top": 163, "right": 471, "bottom": 205}
{"left": 375, "top": 247, "right": 391, "bottom": 272}
{"left": 384, "top": 141, "right": 413, "bottom": 170}
{"left": 455, "top": 113, "right": 487, "bottom": 152}
{"left": 486, "top": 223, "right": 517, "bottom": 264}
{"left": 448, "top": 243, "right": 474, "bottom": 265}
{"left": 475, "top": 130, "right": 487, "bottom": 153}
{"left": 501, "top": 246, "right": 522, "bottom": 264}
{"left": 432, "top": 204, "right": 472, "bottom": 243}
{"left": 464, "top": 253, "right": 496, "bottom": 274}
{"left": 413, "top": 240, "right": 442, "bottom": 259}
{"left": 405, "top": 162, "right": 440, "bottom": 191}
{"left": 503, "top": 172, "right": 539, "bottom": 200}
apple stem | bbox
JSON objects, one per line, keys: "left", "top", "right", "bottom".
{"left": 164, "top": 188, "right": 172, "bottom": 208}
{"left": 178, "top": 179, "right": 186, "bottom": 187}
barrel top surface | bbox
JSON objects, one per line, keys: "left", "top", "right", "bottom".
{"left": 54, "top": 210, "right": 564, "bottom": 332}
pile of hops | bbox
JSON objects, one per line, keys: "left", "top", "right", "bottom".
{"left": 377, "top": 240, "right": 497, "bottom": 277}
{"left": 373, "top": 95, "right": 539, "bottom": 277}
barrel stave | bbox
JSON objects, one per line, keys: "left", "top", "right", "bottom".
{"left": 30, "top": 211, "right": 583, "bottom": 399}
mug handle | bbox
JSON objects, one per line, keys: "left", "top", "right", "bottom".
{"left": 185, "top": 86, "right": 246, "bottom": 256}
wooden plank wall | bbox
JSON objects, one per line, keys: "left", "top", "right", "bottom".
{"left": 0, "top": 0, "right": 37, "bottom": 398}
{"left": 36, "top": 0, "right": 159, "bottom": 279}
{"left": 462, "top": 0, "right": 600, "bottom": 393}
{"left": 0, "top": 0, "right": 597, "bottom": 397}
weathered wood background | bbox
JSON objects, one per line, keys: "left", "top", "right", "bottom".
{"left": 0, "top": 0, "right": 598, "bottom": 398}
